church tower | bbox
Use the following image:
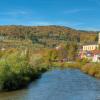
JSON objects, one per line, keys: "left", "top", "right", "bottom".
{"left": 98, "top": 32, "right": 100, "bottom": 44}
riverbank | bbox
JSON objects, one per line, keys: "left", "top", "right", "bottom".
{"left": 0, "top": 48, "right": 49, "bottom": 91}
{"left": 0, "top": 48, "right": 100, "bottom": 91}
{"left": 51, "top": 61, "right": 100, "bottom": 79}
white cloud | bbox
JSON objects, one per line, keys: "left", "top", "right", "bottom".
{"left": 64, "top": 8, "right": 93, "bottom": 14}
{"left": 64, "top": 9, "right": 82, "bottom": 14}
{"left": 0, "top": 10, "right": 31, "bottom": 16}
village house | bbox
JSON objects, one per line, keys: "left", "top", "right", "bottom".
{"left": 92, "top": 50, "right": 100, "bottom": 62}
{"left": 79, "top": 50, "right": 93, "bottom": 60}
{"left": 83, "top": 43, "right": 99, "bottom": 51}
{"left": 83, "top": 33, "right": 100, "bottom": 51}
{"left": 79, "top": 32, "right": 100, "bottom": 62}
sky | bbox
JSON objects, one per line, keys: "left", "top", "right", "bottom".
{"left": 0, "top": 0, "right": 100, "bottom": 31}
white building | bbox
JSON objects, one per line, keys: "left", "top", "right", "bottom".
{"left": 83, "top": 44, "right": 99, "bottom": 51}
{"left": 83, "top": 33, "right": 100, "bottom": 51}
{"left": 92, "top": 50, "right": 100, "bottom": 62}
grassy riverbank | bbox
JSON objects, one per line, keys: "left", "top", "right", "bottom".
{"left": 51, "top": 61, "right": 100, "bottom": 79}
{"left": 0, "top": 48, "right": 100, "bottom": 91}
{"left": 46, "top": 48, "right": 100, "bottom": 79}
{"left": 0, "top": 48, "right": 49, "bottom": 91}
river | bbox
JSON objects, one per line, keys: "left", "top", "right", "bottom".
{"left": 0, "top": 69, "right": 100, "bottom": 100}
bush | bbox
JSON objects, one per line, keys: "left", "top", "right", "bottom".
{"left": 81, "top": 63, "right": 100, "bottom": 78}
{"left": 80, "top": 58, "right": 89, "bottom": 65}
{"left": 0, "top": 49, "right": 49, "bottom": 91}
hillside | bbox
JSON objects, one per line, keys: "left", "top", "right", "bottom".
{"left": 0, "top": 25, "right": 98, "bottom": 48}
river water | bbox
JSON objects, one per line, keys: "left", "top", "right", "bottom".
{"left": 0, "top": 69, "right": 100, "bottom": 100}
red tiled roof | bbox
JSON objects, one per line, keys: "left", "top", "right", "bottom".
{"left": 92, "top": 50, "right": 100, "bottom": 55}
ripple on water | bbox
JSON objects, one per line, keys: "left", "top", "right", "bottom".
{"left": 0, "top": 69, "right": 100, "bottom": 100}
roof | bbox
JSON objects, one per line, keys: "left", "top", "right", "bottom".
{"left": 92, "top": 50, "right": 100, "bottom": 55}
{"left": 83, "top": 42, "right": 98, "bottom": 46}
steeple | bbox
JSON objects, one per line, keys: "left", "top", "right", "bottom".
{"left": 98, "top": 32, "right": 100, "bottom": 44}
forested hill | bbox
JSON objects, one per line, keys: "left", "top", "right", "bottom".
{"left": 0, "top": 25, "right": 98, "bottom": 47}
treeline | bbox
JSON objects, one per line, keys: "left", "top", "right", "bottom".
{"left": 47, "top": 42, "right": 78, "bottom": 62}
{"left": 0, "top": 25, "right": 98, "bottom": 47}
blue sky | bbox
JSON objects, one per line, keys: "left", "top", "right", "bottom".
{"left": 0, "top": 0, "right": 100, "bottom": 30}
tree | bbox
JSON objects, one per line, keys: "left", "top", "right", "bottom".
{"left": 66, "top": 42, "right": 78, "bottom": 61}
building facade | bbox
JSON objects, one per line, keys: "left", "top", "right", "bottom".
{"left": 82, "top": 33, "right": 100, "bottom": 51}
{"left": 83, "top": 44, "right": 99, "bottom": 51}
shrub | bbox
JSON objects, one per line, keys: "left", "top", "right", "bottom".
{"left": 81, "top": 63, "right": 100, "bottom": 78}
{"left": 0, "top": 49, "right": 49, "bottom": 91}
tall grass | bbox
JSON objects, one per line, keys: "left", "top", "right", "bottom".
{"left": 81, "top": 63, "right": 100, "bottom": 78}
